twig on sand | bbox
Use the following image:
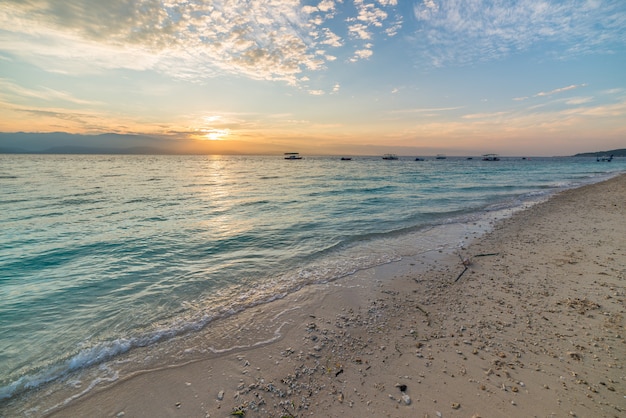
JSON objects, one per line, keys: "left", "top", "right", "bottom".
{"left": 455, "top": 266, "right": 469, "bottom": 282}
{"left": 454, "top": 251, "right": 472, "bottom": 282}
{"left": 454, "top": 252, "right": 500, "bottom": 282}
{"left": 280, "top": 404, "right": 297, "bottom": 418}
{"left": 415, "top": 304, "right": 431, "bottom": 326}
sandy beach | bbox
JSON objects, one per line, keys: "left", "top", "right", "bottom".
{"left": 48, "top": 174, "right": 625, "bottom": 418}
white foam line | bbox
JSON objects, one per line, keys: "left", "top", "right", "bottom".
{"left": 208, "top": 321, "right": 289, "bottom": 354}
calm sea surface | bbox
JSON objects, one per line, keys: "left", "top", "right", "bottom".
{"left": 1, "top": 154, "right": 624, "bottom": 415}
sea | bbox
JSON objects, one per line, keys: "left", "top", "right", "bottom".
{"left": 1, "top": 154, "right": 624, "bottom": 416}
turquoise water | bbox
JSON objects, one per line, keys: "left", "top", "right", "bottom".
{"left": 1, "top": 154, "right": 624, "bottom": 414}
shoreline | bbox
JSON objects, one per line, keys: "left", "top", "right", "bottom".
{"left": 33, "top": 174, "right": 626, "bottom": 416}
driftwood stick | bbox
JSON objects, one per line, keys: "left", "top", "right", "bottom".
{"left": 473, "top": 252, "right": 500, "bottom": 257}
{"left": 455, "top": 266, "right": 468, "bottom": 282}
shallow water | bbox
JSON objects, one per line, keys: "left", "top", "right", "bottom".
{"left": 1, "top": 154, "right": 624, "bottom": 414}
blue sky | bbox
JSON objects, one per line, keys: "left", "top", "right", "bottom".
{"left": 1, "top": 0, "right": 625, "bottom": 155}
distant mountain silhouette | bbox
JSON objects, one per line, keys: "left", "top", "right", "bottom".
{"left": 39, "top": 145, "right": 169, "bottom": 155}
{"left": 574, "top": 148, "right": 626, "bottom": 157}
{"left": 0, "top": 132, "right": 174, "bottom": 154}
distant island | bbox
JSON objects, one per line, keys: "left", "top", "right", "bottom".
{"left": 0, "top": 132, "right": 172, "bottom": 154}
{"left": 0, "top": 132, "right": 624, "bottom": 157}
{"left": 573, "top": 148, "right": 626, "bottom": 157}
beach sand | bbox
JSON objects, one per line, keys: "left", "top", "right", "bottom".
{"left": 48, "top": 175, "right": 625, "bottom": 418}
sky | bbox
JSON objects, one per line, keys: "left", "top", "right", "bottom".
{"left": 1, "top": 0, "right": 625, "bottom": 156}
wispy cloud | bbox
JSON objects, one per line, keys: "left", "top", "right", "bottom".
{"left": 565, "top": 97, "right": 593, "bottom": 105}
{"left": 412, "top": 0, "right": 626, "bottom": 67}
{"left": 462, "top": 111, "right": 511, "bottom": 120}
{"left": 391, "top": 106, "right": 464, "bottom": 114}
{"left": 536, "top": 84, "right": 587, "bottom": 97}
{"left": 0, "top": 78, "right": 101, "bottom": 105}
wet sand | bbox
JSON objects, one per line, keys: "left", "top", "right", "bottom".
{"left": 48, "top": 174, "right": 625, "bottom": 418}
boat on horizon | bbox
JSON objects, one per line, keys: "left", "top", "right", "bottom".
{"left": 340, "top": 157, "right": 352, "bottom": 160}
{"left": 435, "top": 154, "right": 447, "bottom": 160}
{"left": 382, "top": 154, "right": 399, "bottom": 160}
{"left": 482, "top": 154, "right": 501, "bottom": 161}
{"left": 284, "top": 152, "right": 302, "bottom": 160}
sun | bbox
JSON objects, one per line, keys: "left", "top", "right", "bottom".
{"left": 195, "top": 115, "right": 231, "bottom": 140}
{"left": 204, "top": 129, "right": 230, "bottom": 140}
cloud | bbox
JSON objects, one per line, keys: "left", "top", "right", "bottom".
{"left": 348, "top": 23, "right": 372, "bottom": 41}
{"left": 0, "top": 0, "right": 402, "bottom": 84}
{"left": 390, "top": 106, "right": 463, "bottom": 114}
{"left": 317, "top": 0, "right": 336, "bottom": 14}
{"left": 355, "top": 1, "right": 389, "bottom": 27}
{"left": 351, "top": 48, "right": 374, "bottom": 62}
{"left": 462, "top": 111, "right": 510, "bottom": 120}
{"left": 320, "top": 28, "right": 343, "bottom": 47}
{"left": 0, "top": 78, "right": 101, "bottom": 105}
{"left": 412, "top": 0, "right": 626, "bottom": 67}
{"left": 536, "top": 84, "right": 586, "bottom": 97}
{"left": 565, "top": 97, "right": 593, "bottom": 105}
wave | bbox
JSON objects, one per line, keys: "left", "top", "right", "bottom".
{"left": 2, "top": 155, "right": 624, "bottom": 414}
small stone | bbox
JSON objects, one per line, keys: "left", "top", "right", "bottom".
{"left": 217, "top": 390, "right": 224, "bottom": 400}
{"left": 451, "top": 402, "right": 460, "bottom": 409}
{"left": 401, "top": 393, "right": 411, "bottom": 405}
{"left": 396, "top": 383, "right": 407, "bottom": 392}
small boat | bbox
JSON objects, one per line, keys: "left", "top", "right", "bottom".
{"left": 482, "top": 154, "right": 500, "bottom": 161}
{"left": 340, "top": 157, "right": 352, "bottom": 161}
{"left": 382, "top": 154, "right": 399, "bottom": 160}
{"left": 435, "top": 154, "right": 447, "bottom": 160}
{"left": 596, "top": 154, "right": 613, "bottom": 162}
{"left": 284, "top": 152, "right": 302, "bottom": 160}
{"left": 415, "top": 157, "right": 424, "bottom": 161}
